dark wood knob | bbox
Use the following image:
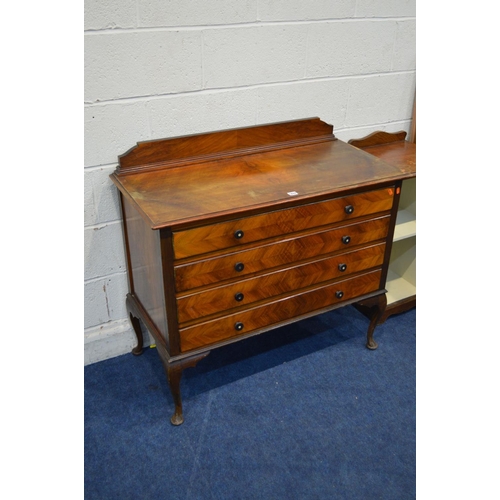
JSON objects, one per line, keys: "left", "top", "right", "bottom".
{"left": 335, "top": 291, "right": 344, "bottom": 299}
{"left": 234, "top": 262, "right": 245, "bottom": 272}
{"left": 234, "top": 229, "right": 244, "bottom": 239}
{"left": 342, "top": 235, "right": 351, "bottom": 245}
{"left": 345, "top": 205, "right": 354, "bottom": 214}
{"left": 234, "top": 292, "right": 244, "bottom": 302}
{"left": 338, "top": 263, "right": 347, "bottom": 272}
{"left": 235, "top": 322, "right": 244, "bottom": 331}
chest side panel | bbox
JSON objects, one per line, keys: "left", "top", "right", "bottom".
{"left": 122, "top": 197, "right": 168, "bottom": 341}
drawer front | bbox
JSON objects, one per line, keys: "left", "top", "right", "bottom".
{"left": 179, "top": 269, "right": 382, "bottom": 351}
{"left": 173, "top": 187, "right": 395, "bottom": 259}
{"left": 174, "top": 215, "right": 390, "bottom": 292}
{"left": 177, "top": 243, "right": 386, "bottom": 323}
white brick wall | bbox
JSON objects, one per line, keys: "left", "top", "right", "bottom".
{"left": 84, "top": 0, "right": 416, "bottom": 365}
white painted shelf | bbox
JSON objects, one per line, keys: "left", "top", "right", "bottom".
{"left": 386, "top": 268, "right": 416, "bottom": 306}
{"left": 394, "top": 209, "right": 416, "bottom": 241}
{"left": 387, "top": 175, "right": 416, "bottom": 308}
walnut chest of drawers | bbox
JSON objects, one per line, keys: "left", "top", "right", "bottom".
{"left": 110, "top": 118, "right": 414, "bottom": 425}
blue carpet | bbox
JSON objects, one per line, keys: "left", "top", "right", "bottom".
{"left": 85, "top": 306, "right": 416, "bottom": 499}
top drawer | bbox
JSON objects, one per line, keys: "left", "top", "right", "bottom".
{"left": 173, "top": 187, "right": 395, "bottom": 259}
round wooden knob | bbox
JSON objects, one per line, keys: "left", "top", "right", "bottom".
{"left": 342, "top": 236, "right": 351, "bottom": 245}
{"left": 345, "top": 205, "right": 354, "bottom": 214}
{"left": 234, "top": 230, "right": 244, "bottom": 239}
{"left": 234, "top": 262, "right": 245, "bottom": 272}
{"left": 234, "top": 292, "right": 244, "bottom": 302}
{"left": 234, "top": 322, "right": 244, "bottom": 331}
{"left": 335, "top": 291, "right": 344, "bottom": 299}
{"left": 338, "top": 263, "right": 347, "bottom": 272}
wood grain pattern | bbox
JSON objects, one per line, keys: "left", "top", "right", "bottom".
{"left": 356, "top": 142, "right": 416, "bottom": 176}
{"left": 121, "top": 197, "right": 168, "bottom": 340}
{"left": 348, "top": 131, "right": 416, "bottom": 177}
{"left": 179, "top": 269, "right": 382, "bottom": 351}
{"left": 177, "top": 243, "right": 386, "bottom": 323}
{"left": 174, "top": 215, "right": 390, "bottom": 292}
{"left": 111, "top": 138, "right": 411, "bottom": 230}
{"left": 173, "top": 187, "right": 395, "bottom": 259}
{"left": 117, "top": 118, "right": 334, "bottom": 173}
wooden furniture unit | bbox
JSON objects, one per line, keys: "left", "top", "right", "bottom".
{"left": 348, "top": 130, "right": 416, "bottom": 321}
{"left": 110, "top": 118, "right": 415, "bottom": 425}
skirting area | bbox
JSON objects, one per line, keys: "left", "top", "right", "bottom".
{"left": 85, "top": 305, "right": 416, "bottom": 499}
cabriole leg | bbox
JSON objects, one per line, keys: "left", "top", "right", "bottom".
{"left": 161, "top": 352, "right": 210, "bottom": 426}
{"left": 364, "top": 293, "right": 387, "bottom": 350}
{"left": 166, "top": 363, "right": 184, "bottom": 425}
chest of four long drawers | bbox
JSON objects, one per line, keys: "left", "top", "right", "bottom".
{"left": 112, "top": 118, "right": 416, "bottom": 425}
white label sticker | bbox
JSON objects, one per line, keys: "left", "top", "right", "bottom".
{"left": 287, "top": 191, "right": 299, "bottom": 196}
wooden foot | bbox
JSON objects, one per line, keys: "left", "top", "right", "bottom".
{"left": 124, "top": 293, "right": 210, "bottom": 425}
{"left": 161, "top": 352, "right": 210, "bottom": 426}
{"left": 126, "top": 294, "right": 144, "bottom": 356}
{"left": 167, "top": 365, "right": 184, "bottom": 425}
{"left": 359, "top": 294, "right": 387, "bottom": 350}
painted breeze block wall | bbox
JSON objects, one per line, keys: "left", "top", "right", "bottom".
{"left": 84, "top": 0, "right": 416, "bottom": 364}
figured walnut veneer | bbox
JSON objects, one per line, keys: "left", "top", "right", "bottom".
{"left": 110, "top": 118, "right": 414, "bottom": 425}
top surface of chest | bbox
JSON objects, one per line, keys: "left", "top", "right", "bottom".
{"left": 110, "top": 118, "right": 413, "bottom": 229}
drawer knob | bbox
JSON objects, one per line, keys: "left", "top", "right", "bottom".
{"left": 235, "top": 322, "right": 244, "bottom": 331}
{"left": 335, "top": 291, "right": 344, "bottom": 299}
{"left": 345, "top": 205, "right": 354, "bottom": 214}
{"left": 234, "top": 292, "right": 244, "bottom": 302}
{"left": 234, "top": 229, "right": 244, "bottom": 239}
{"left": 338, "top": 263, "right": 347, "bottom": 272}
{"left": 342, "top": 235, "right": 351, "bottom": 245}
{"left": 234, "top": 262, "right": 245, "bottom": 272}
